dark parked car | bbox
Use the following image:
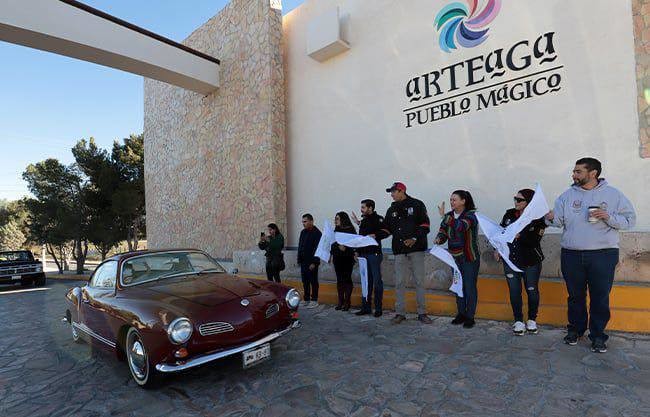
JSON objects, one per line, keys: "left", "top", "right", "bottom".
{"left": 0, "top": 250, "right": 46, "bottom": 287}
{"left": 64, "top": 249, "right": 301, "bottom": 387}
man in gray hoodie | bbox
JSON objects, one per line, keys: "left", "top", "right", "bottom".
{"left": 546, "top": 157, "right": 636, "bottom": 353}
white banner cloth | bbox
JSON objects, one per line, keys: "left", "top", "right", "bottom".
{"left": 334, "top": 232, "right": 379, "bottom": 248}
{"left": 315, "top": 221, "right": 336, "bottom": 262}
{"left": 429, "top": 245, "right": 464, "bottom": 297}
{"left": 315, "top": 221, "right": 379, "bottom": 263}
{"left": 497, "top": 183, "right": 550, "bottom": 244}
{"left": 476, "top": 183, "right": 551, "bottom": 273}
{"left": 358, "top": 257, "right": 369, "bottom": 298}
{"left": 476, "top": 212, "right": 523, "bottom": 273}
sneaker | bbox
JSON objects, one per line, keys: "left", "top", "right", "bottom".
{"left": 306, "top": 301, "right": 319, "bottom": 309}
{"left": 591, "top": 339, "right": 607, "bottom": 353}
{"left": 374, "top": 311, "right": 383, "bottom": 318}
{"left": 300, "top": 301, "right": 310, "bottom": 307}
{"left": 513, "top": 321, "right": 526, "bottom": 336}
{"left": 355, "top": 310, "right": 371, "bottom": 316}
{"left": 391, "top": 314, "right": 406, "bottom": 324}
{"left": 463, "top": 318, "right": 476, "bottom": 329}
{"left": 451, "top": 314, "right": 465, "bottom": 325}
{"left": 563, "top": 331, "right": 579, "bottom": 346}
{"left": 526, "top": 320, "right": 538, "bottom": 334}
{"left": 418, "top": 314, "right": 432, "bottom": 324}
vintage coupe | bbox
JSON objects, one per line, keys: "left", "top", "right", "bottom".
{"left": 64, "top": 249, "right": 301, "bottom": 387}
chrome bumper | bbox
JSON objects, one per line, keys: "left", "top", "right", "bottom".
{"left": 155, "top": 320, "right": 301, "bottom": 373}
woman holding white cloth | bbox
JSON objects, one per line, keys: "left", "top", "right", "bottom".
{"left": 331, "top": 212, "right": 356, "bottom": 311}
{"left": 435, "top": 190, "right": 480, "bottom": 329}
{"left": 495, "top": 188, "right": 547, "bottom": 336}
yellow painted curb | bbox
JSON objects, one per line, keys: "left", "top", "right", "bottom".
{"left": 241, "top": 274, "right": 650, "bottom": 334}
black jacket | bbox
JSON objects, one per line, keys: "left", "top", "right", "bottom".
{"left": 377, "top": 195, "right": 430, "bottom": 254}
{"left": 357, "top": 212, "right": 384, "bottom": 255}
{"left": 297, "top": 226, "right": 322, "bottom": 266}
{"left": 331, "top": 225, "right": 356, "bottom": 266}
{"left": 500, "top": 209, "right": 546, "bottom": 268}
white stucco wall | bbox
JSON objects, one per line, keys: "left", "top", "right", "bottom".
{"left": 282, "top": 0, "right": 649, "bottom": 246}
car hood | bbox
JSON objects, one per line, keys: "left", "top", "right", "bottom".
{"left": 136, "top": 273, "right": 263, "bottom": 307}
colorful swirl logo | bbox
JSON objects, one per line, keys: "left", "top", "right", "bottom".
{"left": 435, "top": 0, "right": 502, "bottom": 53}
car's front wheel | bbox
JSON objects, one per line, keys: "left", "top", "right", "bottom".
{"left": 34, "top": 274, "right": 46, "bottom": 287}
{"left": 125, "top": 327, "right": 160, "bottom": 388}
{"left": 71, "top": 323, "right": 82, "bottom": 343}
{"left": 67, "top": 312, "right": 82, "bottom": 343}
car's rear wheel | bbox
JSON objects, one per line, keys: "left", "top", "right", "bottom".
{"left": 126, "top": 327, "right": 159, "bottom": 388}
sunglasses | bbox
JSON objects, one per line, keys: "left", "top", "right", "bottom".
{"left": 514, "top": 197, "right": 527, "bottom": 203}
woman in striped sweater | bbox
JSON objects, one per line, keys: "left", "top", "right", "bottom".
{"left": 435, "top": 190, "right": 480, "bottom": 329}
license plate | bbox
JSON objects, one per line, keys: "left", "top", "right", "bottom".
{"left": 242, "top": 343, "right": 271, "bottom": 368}
{"left": 11, "top": 275, "right": 21, "bottom": 280}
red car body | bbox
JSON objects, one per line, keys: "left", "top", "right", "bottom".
{"left": 64, "top": 249, "right": 300, "bottom": 386}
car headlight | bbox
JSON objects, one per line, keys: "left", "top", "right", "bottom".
{"left": 285, "top": 289, "right": 301, "bottom": 309}
{"left": 167, "top": 318, "right": 193, "bottom": 344}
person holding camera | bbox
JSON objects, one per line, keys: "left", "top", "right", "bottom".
{"left": 258, "top": 223, "right": 285, "bottom": 283}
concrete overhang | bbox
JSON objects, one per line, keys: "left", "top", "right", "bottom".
{"left": 0, "top": 0, "right": 220, "bottom": 95}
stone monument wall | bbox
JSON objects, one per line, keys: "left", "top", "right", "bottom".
{"left": 144, "top": 0, "right": 286, "bottom": 258}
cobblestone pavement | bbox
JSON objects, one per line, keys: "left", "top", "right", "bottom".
{"left": 1, "top": 281, "right": 650, "bottom": 417}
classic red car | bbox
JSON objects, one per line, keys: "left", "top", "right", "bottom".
{"left": 64, "top": 249, "right": 301, "bottom": 387}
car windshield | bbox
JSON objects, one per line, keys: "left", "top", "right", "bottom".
{"left": 121, "top": 251, "right": 226, "bottom": 286}
{"left": 0, "top": 251, "right": 33, "bottom": 262}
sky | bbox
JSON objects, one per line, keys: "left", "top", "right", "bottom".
{"left": 0, "top": 0, "right": 304, "bottom": 201}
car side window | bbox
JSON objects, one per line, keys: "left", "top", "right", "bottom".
{"left": 90, "top": 261, "right": 118, "bottom": 289}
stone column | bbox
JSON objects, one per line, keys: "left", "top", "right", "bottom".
{"left": 144, "top": 0, "right": 286, "bottom": 258}
{"left": 633, "top": 0, "right": 650, "bottom": 158}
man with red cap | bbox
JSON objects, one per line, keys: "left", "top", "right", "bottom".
{"left": 376, "top": 182, "right": 432, "bottom": 324}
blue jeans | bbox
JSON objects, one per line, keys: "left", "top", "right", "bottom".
{"left": 503, "top": 262, "right": 541, "bottom": 322}
{"left": 561, "top": 248, "right": 619, "bottom": 341}
{"left": 360, "top": 253, "right": 383, "bottom": 312}
{"left": 455, "top": 257, "right": 480, "bottom": 319}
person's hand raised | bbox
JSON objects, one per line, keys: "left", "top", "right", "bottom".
{"left": 438, "top": 201, "right": 446, "bottom": 216}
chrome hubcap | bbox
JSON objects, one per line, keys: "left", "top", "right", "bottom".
{"left": 128, "top": 335, "right": 147, "bottom": 380}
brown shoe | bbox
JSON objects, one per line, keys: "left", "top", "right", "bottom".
{"left": 418, "top": 314, "right": 432, "bottom": 324}
{"left": 391, "top": 314, "right": 406, "bottom": 324}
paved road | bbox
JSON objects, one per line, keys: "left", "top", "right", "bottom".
{"left": 1, "top": 281, "right": 649, "bottom": 417}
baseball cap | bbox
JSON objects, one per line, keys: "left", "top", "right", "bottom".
{"left": 386, "top": 182, "right": 407, "bottom": 193}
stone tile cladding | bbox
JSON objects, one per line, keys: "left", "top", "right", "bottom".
{"left": 144, "top": 0, "right": 287, "bottom": 258}
{"left": 634, "top": 0, "right": 650, "bottom": 157}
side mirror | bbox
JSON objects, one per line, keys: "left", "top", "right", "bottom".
{"left": 230, "top": 268, "right": 239, "bottom": 275}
